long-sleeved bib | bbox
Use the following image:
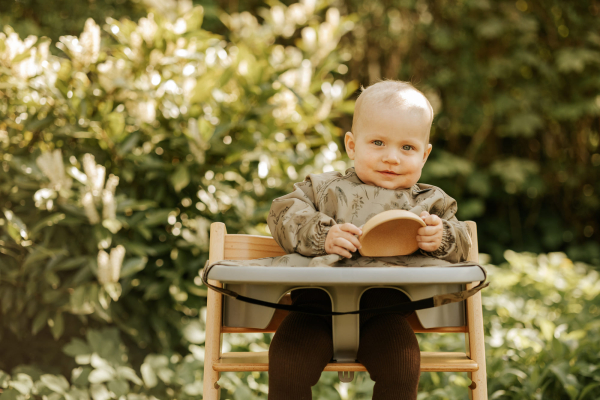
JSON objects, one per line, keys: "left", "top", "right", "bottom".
{"left": 212, "top": 167, "right": 475, "bottom": 269}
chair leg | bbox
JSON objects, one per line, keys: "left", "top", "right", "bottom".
{"left": 465, "top": 281, "right": 488, "bottom": 400}
{"left": 203, "top": 276, "right": 224, "bottom": 400}
{"left": 203, "top": 361, "right": 221, "bottom": 400}
{"left": 468, "top": 368, "right": 487, "bottom": 400}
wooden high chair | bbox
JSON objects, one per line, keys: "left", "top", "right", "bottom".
{"left": 202, "top": 221, "right": 487, "bottom": 399}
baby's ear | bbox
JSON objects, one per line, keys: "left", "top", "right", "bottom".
{"left": 422, "top": 143, "right": 433, "bottom": 162}
{"left": 344, "top": 131, "right": 356, "bottom": 159}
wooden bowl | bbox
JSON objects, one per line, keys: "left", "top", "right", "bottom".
{"left": 358, "top": 210, "right": 426, "bottom": 257}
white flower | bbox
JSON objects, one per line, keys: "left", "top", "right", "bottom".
{"left": 138, "top": 15, "right": 158, "bottom": 45}
{"left": 82, "top": 154, "right": 106, "bottom": 197}
{"left": 80, "top": 154, "right": 120, "bottom": 225}
{"left": 97, "top": 245, "right": 126, "bottom": 284}
{"left": 301, "top": 27, "right": 317, "bottom": 51}
{"left": 82, "top": 190, "right": 100, "bottom": 224}
{"left": 0, "top": 31, "right": 44, "bottom": 79}
{"left": 134, "top": 100, "right": 156, "bottom": 124}
{"left": 80, "top": 18, "right": 101, "bottom": 65}
{"left": 102, "top": 174, "right": 120, "bottom": 221}
{"left": 33, "top": 187, "right": 57, "bottom": 210}
{"left": 35, "top": 149, "right": 73, "bottom": 196}
{"left": 57, "top": 18, "right": 100, "bottom": 67}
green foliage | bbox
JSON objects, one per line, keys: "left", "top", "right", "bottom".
{"left": 0, "top": 0, "right": 148, "bottom": 46}
{"left": 482, "top": 251, "right": 600, "bottom": 399}
{"left": 0, "top": 0, "right": 354, "bottom": 381}
{"left": 2, "top": 0, "right": 600, "bottom": 267}
{"left": 336, "top": 0, "right": 600, "bottom": 265}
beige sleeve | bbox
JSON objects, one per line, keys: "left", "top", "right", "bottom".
{"left": 420, "top": 191, "right": 472, "bottom": 263}
{"left": 267, "top": 178, "right": 336, "bottom": 256}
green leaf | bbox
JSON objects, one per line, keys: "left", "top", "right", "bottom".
{"left": 70, "top": 285, "right": 94, "bottom": 314}
{"left": 63, "top": 338, "right": 92, "bottom": 357}
{"left": 115, "top": 199, "right": 157, "bottom": 213}
{"left": 556, "top": 48, "right": 600, "bottom": 73}
{"left": 10, "top": 374, "right": 33, "bottom": 395}
{"left": 32, "top": 308, "right": 50, "bottom": 335}
{"left": 71, "top": 366, "right": 92, "bottom": 386}
{"left": 51, "top": 255, "right": 89, "bottom": 272}
{"left": 88, "top": 369, "right": 113, "bottom": 384}
{"left": 22, "top": 248, "right": 51, "bottom": 272}
{"left": 107, "top": 379, "right": 128, "bottom": 397}
{"left": 117, "top": 132, "right": 140, "bottom": 157}
{"left": 0, "top": 371, "right": 11, "bottom": 387}
{"left": 119, "top": 257, "right": 148, "bottom": 278}
{"left": 143, "top": 282, "right": 166, "bottom": 300}
{"left": 105, "top": 112, "right": 125, "bottom": 137}
{"left": 115, "top": 367, "right": 142, "bottom": 386}
{"left": 29, "top": 213, "right": 66, "bottom": 238}
{"left": 1, "top": 287, "right": 13, "bottom": 314}
{"left": 579, "top": 383, "right": 600, "bottom": 400}
{"left": 89, "top": 383, "right": 110, "bottom": 400}
{"left": 170, "top": 165, "right": 190, "bottom": 193}
{"left": 136, "top": 225, "right": 152, "bottom": 241}
{"left": 0, "top": 388, "right": 20, "bottom": 400}
{"left": 2, "top": 209, "right": 28, "bottom": 242}
{"left": 140, "top": 364, "right": 157, "bottom": 388}
{"left": 141, "top": 209, "right": 172, "bottom": 227}
{"left": 44, "top": 271, "right": 60, "bottom": 288}
{"left": 66, "top": 387, "right": 90, "bottom": 400}
{"left": 40, "top": 374, "right": 69, "bottom": 394}
{"left": 50, "top": 311, "right": 65, "bottom": 340}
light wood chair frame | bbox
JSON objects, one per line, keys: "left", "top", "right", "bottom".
{"left": 202, "top": 221, "right": 487, "bottom": 399}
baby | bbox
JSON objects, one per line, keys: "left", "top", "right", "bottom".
{"left": 266, "top": 80, "right": 471, "bottom": 399}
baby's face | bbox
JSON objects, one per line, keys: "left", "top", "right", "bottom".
{"left": 345, "top": 99, "right": 432, "bottom": 190}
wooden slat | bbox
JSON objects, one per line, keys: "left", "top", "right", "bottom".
{"left": 224, "top": 234, "right": 287, "bottom": 260}
{"left": 221, "top": 312, "right": 467, "bottom": 333}
{"left": 214, "top": 351, "right": 478, "bottom": 372}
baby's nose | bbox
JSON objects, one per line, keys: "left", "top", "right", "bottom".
{"left": 383, "top": 151, "right": 401, "bottom": 163}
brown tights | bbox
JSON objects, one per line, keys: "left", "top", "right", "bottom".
{"left": 268, "top": 288, "right": 421, "bottom": 400}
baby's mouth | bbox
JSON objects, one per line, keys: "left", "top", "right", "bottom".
{"left": 379, "top": 171, "right": 399, "bottom": 176}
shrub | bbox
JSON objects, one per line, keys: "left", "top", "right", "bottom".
{"left": 0, "top": 0, "right": 355, "bottom": 393}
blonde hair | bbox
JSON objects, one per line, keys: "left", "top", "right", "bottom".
{"left": 352, "top": 80, "right": 434, "bottom": 143}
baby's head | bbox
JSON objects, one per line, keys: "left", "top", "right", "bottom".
{"left": 344, "top": 80, "right": 434, "bottom": 190}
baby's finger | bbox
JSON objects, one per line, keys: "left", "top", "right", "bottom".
{"left": 342, "top": 231, "right": 362, "bottom": 250}
{"left": 417, "top": 235, "right": 439, "bottom": 244}
{"left": 333, "top": 245, "right": 353, "bottom": 259}
{"left": 340, "top": 223, "right": 363, "bottom": 236}
{"left": 420, "top": 211, "right": 430, "bottom": 219}
{"left": 333, "top": 237, "right": 356, "bottom": 252}
{"left": 417, "top": 226, "right": 440, "bottom": 236}
{"left": 418, "top": 241, "right": 439, "bottom": 252}
{"left": 423, "top": 214, "right": 442, "bottom": 226}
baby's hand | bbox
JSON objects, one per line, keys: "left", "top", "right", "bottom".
{"left": 325, "top": 223, "right": 362, "bottom": 259}
{"left": 417, "top": 211, "right": 443, "bottom": 252}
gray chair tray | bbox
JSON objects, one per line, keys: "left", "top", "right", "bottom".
{"left": 209, "top": 265, "right": 485, "bottom": 285}
{"left": 213, "top": 265, "right": 484, "bottom": 362}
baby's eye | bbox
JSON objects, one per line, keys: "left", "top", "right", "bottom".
{"left": 403, "top": 145, "right": 413, "bottom": 151}
{"left": 373, "top": 140, "right": 384, "bottom": 146}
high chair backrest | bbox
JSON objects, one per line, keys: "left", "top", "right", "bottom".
{"left": 202, "top": 221, "right": 488, "bottom": 400}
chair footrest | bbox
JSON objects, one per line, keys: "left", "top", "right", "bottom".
{"left": 213, "top": 351, "right": 478, "bottom": 372}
